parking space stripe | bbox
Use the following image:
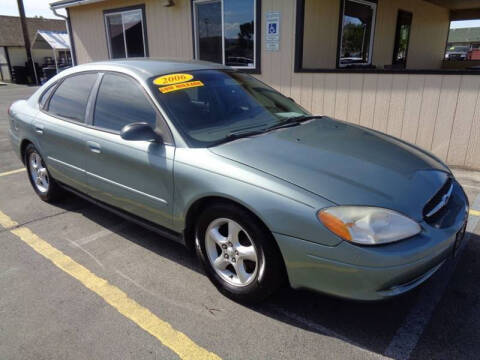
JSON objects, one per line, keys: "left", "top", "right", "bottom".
{"left": 0, "top": 211, "right": 19, "bottom": 228}
{"left": 0, "top": 168, "right": 26, "bottom": 177}
{"left": 0, "top": 211, "right": 221, "bottom": 360}
{"left": 384, "top": 194, "right": 480, "bottom": 360}
{"left": 470, "top": 209, "right": 480, "bottom": 217}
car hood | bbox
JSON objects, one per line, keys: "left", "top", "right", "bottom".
{"left": 209, "top": 117, "right": 450, "bottom": 221}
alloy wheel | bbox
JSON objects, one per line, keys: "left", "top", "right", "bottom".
{"left": 205, "top": 218, "right": 258, "bottom": 287}
{"left": 29, "top": 152, "right": 49, "bottom": 194}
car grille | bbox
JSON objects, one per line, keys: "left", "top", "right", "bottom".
{"left": 449, "top": 54, "right": 465, "bottom": 60}
{"left": 423, "top": 177, "right": 453, "bottom": 222}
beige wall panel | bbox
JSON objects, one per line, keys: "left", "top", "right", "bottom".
{"left": 373, "top": 74, "right": 393, "bottom": 133}
{"left": 372, "top": 0, "right": 395, "bottom": 68}
{"left": 431, "top": 76, "right": 461, "bottom": 161}
{"left": 334, "top": 73, "right": 350, "bottom": 120}
{"left": 302, "top": 0, "right": 339, "bottom": 69}
{"left": 311, "top": 73, "right": 325, "bottom": 115}
{"left": 406, "top": 2, "right": 449, "bottom": 69}
{"left": 359, "top": 74, "right": 377, "bottom": 128}
{"left": 387, "top": 74, "right": 408, "bottom": 138}
{"left": 69, "top": 3, "right": 106, "bottom": 63}
{"left": 401, "top": 75, "right": 424, "bottom": 143}
{"left": 465, "top": 91, "right": 480, "bottom": 169}
{"left": 300, "top": 74, "right": 314, "bottom": 111}
{"left": 70, "top": 0, "right": 192, "bottom": 64}
{"left": 146, "top": 0, "right": 193, "bottom": 60}
{"left": 290, "top": 73, "right": 303, "bottom": 105}
{"left": 279, "top": 0, "right": 295, "bottom": 96}
{"left": 415, "top": 75, "right": 442, "bottom": 151}
{"left": 347, "top": 74, "right": 363, "bottom": 124}
{"left": 323, "top": 73, "right": 337, "bottom": 117}
{"left": 446, "top": 76, "right": 480, "bottom": 166}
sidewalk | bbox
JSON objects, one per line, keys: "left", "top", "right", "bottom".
{"left": 451, "top": 167, "right": 480, "bottom": 206}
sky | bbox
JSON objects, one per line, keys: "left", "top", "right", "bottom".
{"left": 1, "top": 0, "right": 66, "bottom": 19}
{"left": 451, "top": 20, "right": 480, "bottom": 28}
{"left": 1, "top": 0, "right": 480, "bottom": 29}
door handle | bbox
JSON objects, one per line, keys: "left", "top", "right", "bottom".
{"left": 34, "top": 124, "right": 44, "bottom": 135}
{"left": 87, "top": 141, "right": 101, "bottom": 154}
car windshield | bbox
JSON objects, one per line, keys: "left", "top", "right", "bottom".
{"left": 149, "top": 70, "right": 310, "bottom": 147}
{"left": 448, "top": 46, "right": 469, "bottom": 53}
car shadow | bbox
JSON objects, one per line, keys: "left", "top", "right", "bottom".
{"left": 53, "top": 194, "right": 478, "bottom": 358}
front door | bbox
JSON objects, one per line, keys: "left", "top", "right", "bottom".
{"left": 84, "top": 73, "right": 174, "bottom": 228}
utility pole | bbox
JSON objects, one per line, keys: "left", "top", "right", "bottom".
{"left": 17, "top": 0, "right": 38, "bottom": 84}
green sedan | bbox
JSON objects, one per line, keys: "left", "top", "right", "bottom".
{"left": 8, "top": 60, "right": 468, "bottom": 303}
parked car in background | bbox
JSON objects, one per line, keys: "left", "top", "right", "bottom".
{"left": 445, "top": 45, "right": 470, "bottom": 60}
{"left": 8, "top": 60, "right": 469, "bottom": 303}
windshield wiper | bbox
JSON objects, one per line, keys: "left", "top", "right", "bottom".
{"left": 211, "top": 116, "right": 323, "bottom": 146}
{"left": 213, "top": 129, "right": 265, "bottom": 146}
{"left": 266, "top": 115, "right": 323, "bottom": 131}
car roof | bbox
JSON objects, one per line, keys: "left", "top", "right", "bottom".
{"left": 68, "top": 58, "right": 229, "bottom": 80}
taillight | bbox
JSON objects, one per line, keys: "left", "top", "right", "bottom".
{"left": 7, "top": 103, "right": 12, "bottom": 116}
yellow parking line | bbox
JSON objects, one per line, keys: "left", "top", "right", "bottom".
{"left": 470, "top": 209, "right": 480, "bottom": 217}
{"left": 0, "top": 211, "right": 220, "bottom": 360}
{"left": 0, "top": 168, "right": 26, "bottom": 177}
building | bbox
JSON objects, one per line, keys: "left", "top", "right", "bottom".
{"left": 0, "top": 15, "right": 67, "bottom": 82}
{"left": 445, "top": 27, "right": 480, "bottom": 64}
{"left": 51, "top": 0, "right": 480, "bottom": 170}
{"left": 448, "top": 26, "right": 480, "bottom": 50}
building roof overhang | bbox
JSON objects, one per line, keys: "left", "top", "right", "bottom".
{"left": 424, "top": 0, "right": 480, "bottom": 10}
{"left": 50, "top": 0, "right": 106, "bottom": 10}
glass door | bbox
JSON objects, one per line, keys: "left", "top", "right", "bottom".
{"left": 392, "top": 10, "right": 413, "bottom": 69}
{"left": 194, "top": 0, "right": 223, "bottom": 64}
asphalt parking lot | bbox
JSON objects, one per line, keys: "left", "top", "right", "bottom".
{"left": 1, "top": 84, "right": 480, "bottom": 360}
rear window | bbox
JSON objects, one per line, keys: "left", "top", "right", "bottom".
{"left": 48, "top": 73, "right": 97, "bottom": 122}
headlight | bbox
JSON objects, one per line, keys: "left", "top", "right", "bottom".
{"left": 317, "top": 206, "right": 421, "bottom": 245}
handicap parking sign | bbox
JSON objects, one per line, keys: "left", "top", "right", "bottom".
{"left": 268, "top": 23, "right": 278, "bottom": 35}
{"left": 265, "top": 11, "right": 280, "bottom": 51}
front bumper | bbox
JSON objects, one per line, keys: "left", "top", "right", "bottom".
{"left": 274, "top": 182, "right": 468, "bottom": 301}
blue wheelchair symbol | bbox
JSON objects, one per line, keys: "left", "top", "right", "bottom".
{"left": 268, "top": 23, "right": 277, "bottom": 35}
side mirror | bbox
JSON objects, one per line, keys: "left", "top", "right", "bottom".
{"left": 120, "top": 122, "right": 163, "bottom": 143}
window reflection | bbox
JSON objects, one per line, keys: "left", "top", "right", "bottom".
{"left": 105, "top": 9, "right": 146, "bottom": 59}
{"left": 193, "top": 0, "right": 256, "bottom": 69}
{"left": 196, "top": 1, "right": 222, "bottom": 63}
{"left": 224, "top": 0, "right": 255, "bottom": 67}
{"left": 339, "top": 0, "right": 376, "bottom": 67}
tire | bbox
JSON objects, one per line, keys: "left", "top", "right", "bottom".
{"left": 24, "top": 144, "right": 62, "bottom": 202}
{"left": 195, "top": 202, "right": 285, "bottom": 303}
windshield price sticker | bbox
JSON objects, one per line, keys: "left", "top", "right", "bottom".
{"left": 159, "top": 80, "right": 204, "bottom": 94}
{"left": 153, "top": 73, "right": 194, "bottom": 86}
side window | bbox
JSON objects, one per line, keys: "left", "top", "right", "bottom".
{"left": 93, "top": 73, "right": 156, "bottom": 132}
{"left": 48, "top": 74, "right": 98, "bottom": 122}
{"left": 104, "top": 8, "right": 147, "bottom": 59}
{"left": 39, "top": 83, "right": 56, "bottom": 108}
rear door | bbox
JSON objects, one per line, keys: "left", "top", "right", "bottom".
{"left": 83, "top": 72, "right": 174, "bottom": 228}
{"left": 34, "top": 72, "right": 99, "bottom": 193}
